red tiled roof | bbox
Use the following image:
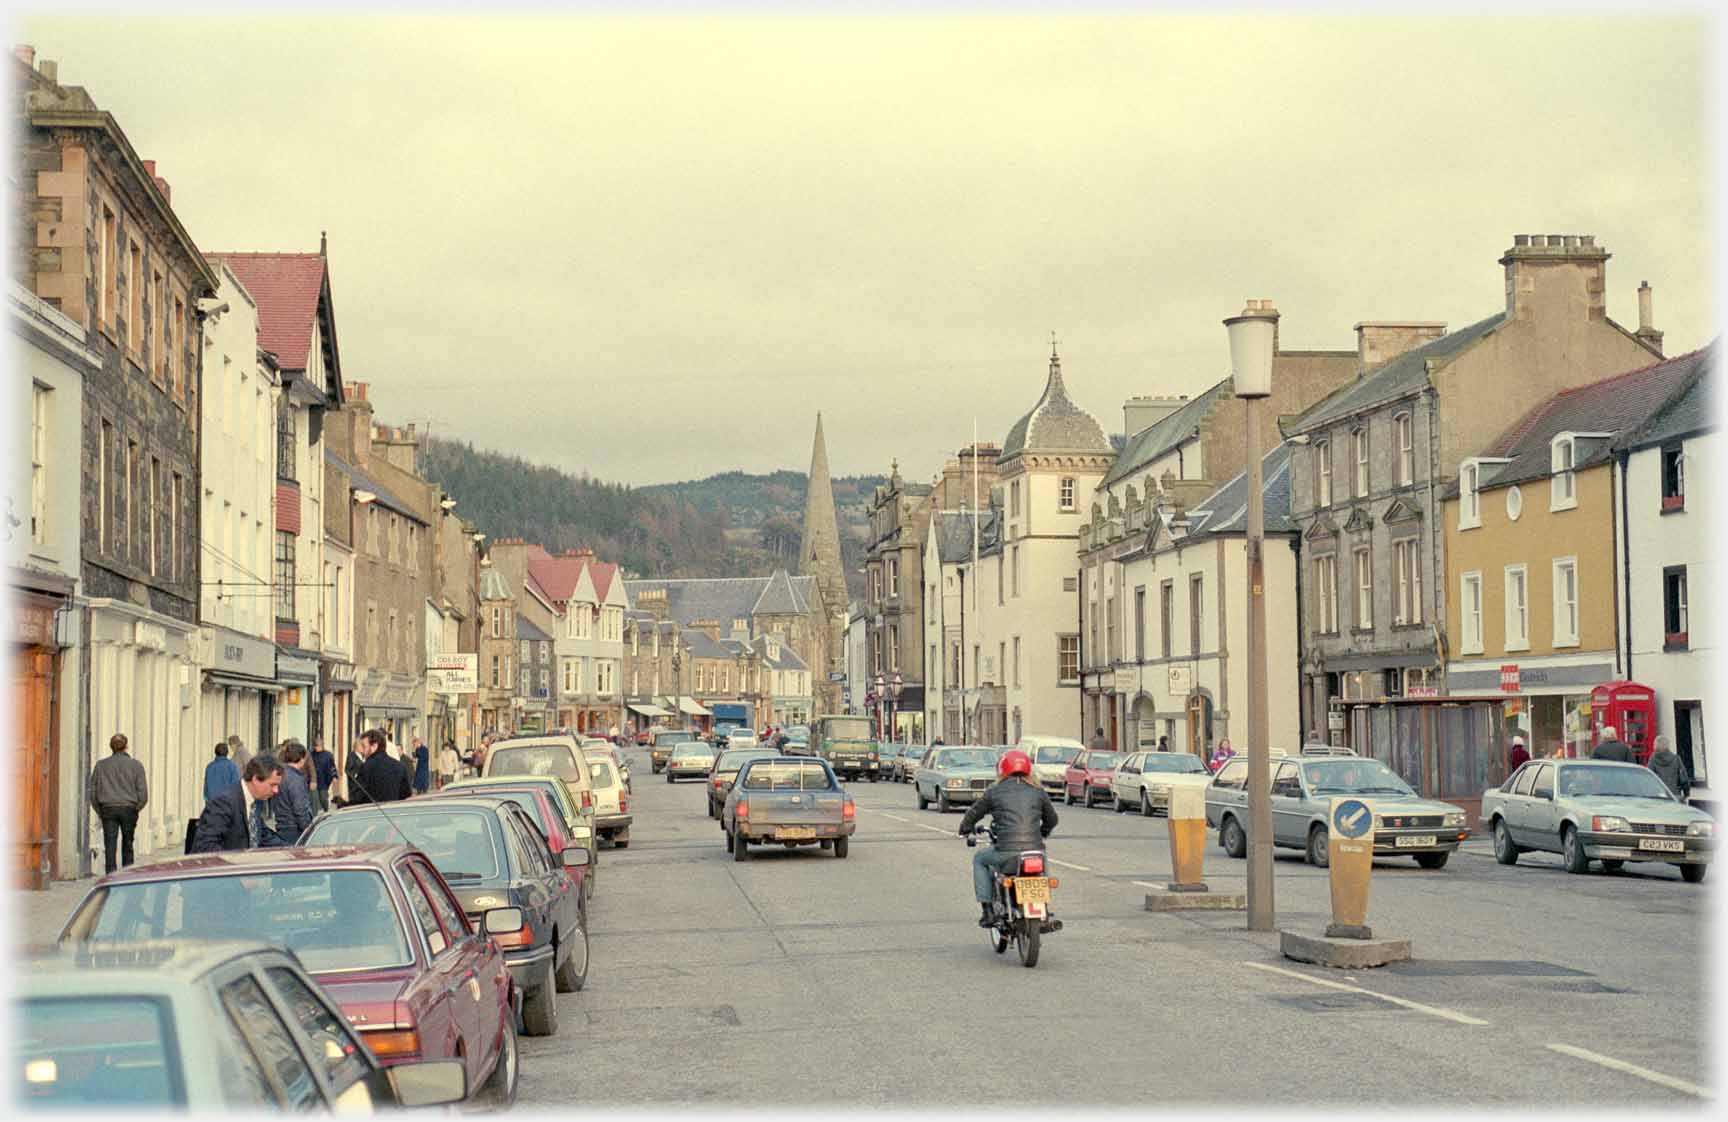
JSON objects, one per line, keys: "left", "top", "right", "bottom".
{"left": 527, "top": 555, "right": 584, "bottom": 603}
{"left": 205, "top": 252, "right": 326, "bottom": 372}
{"left": 588, "top": 562, "right": 618, "bottom": 601}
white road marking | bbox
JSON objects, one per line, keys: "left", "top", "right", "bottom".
{"left": 916, "top": 823, "right": 953, "bottom": 835}
{"left": 1131, "top": 880, "right": 1162, "bottom": 889}
{"left": 1544, "top": 1043, "right": 1713, "bottom": 1099}
{"left": 1241, "top": 961, "right": 1489, "bottom": 1026}
{"left": 877, "top": 813, "right": 911, "bottom": 823}
{"left": 1049, "top": 859, "right": 1092, "bottom": 872}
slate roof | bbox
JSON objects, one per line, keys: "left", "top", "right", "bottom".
{"left": 1457, "top": 345, "right": 1710, "bottom": 495}
{"left": 932, "top": 511, "right": 984, "bottom": 564}
{"left": 324, "top": 450, "right": 427, "bottom": 525}
{"left": 517, "top": 615, "right": 552, "bottom": 642}
{"left": 683, "top": 631, "right": 738, "bottom": 660}
{"left": 1290, "top": 313, "right": 1508, "bottom": 434}
{"left": 478, "top": 564, "right": 512, "bottom": 602}
{"left": 1002, "top": 354, "right": 1111, "bottom": 458}
{"left": 751, "top": 636, "right": 808, "bottom": 671}
{"left": 1102, "top": 380, "right": 1227, "bottom": 487}
{"left": 1178, "top": 442, "right": 1296, "bottom": 539}
{"left": 204, "top": 253, "right": 328, "bottom": 374}
{"left": 626, "top": 574, "right": 818, "bottom": 626}
{"left": 751, "top": 570, "right": 803, "bottom": 616}
{"left": 1618, "top": 343, "right": 1717, "bottom": 452}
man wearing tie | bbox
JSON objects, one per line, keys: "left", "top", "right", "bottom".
{"left": 189, "top": 757, "right": 287, "bottom": 853}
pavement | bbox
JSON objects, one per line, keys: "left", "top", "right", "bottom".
{"left": 11, "top": 875, "right": 95, "bottom": 945}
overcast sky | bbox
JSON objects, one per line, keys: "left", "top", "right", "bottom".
{"left": 16, "top": 10, "right": 1715, "bottom": 486}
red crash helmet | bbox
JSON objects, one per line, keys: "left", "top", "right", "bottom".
{"left": 998, "top": 749, "right": 1033, "bottom": 779}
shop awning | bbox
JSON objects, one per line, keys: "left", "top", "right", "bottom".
{"left": 678, "top": 697, "right": 711, "bottom": 717}
{"left": 628, "top": 703, "right": 673, "bottom": 718}
{"left": 204, "top": 670, "right": 284, "bottom": 693}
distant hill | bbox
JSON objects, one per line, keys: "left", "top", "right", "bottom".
{"left": 419, "top": 438, "right": 882, "bottom": 598}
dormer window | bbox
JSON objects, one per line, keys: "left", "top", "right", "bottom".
{"left": 1459, "top": 460, "right": 1481, "bottom": 530}
{"left": 1550, "top": 435, "right": 1577, "bottom": 511}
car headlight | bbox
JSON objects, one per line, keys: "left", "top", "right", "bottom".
{"left": 1687, "top": 821, "right": 1714, "bottom": 837}
{"left": 946, "top": 778, "right": 965, "bottom": 788}
{"left": 1443, "top": 813, "right": 1465, "bottom": 828}
{"left": 1373, "top": 816, "right": 1386, "bottom": 828}
{"left": 1592, "top": 816, "right": 1631, "bottom": 833}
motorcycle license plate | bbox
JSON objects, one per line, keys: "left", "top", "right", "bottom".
{"left": 1013, "top": 877, "right": 1051, "bottom": 904}
{"left": 1640, "top": 837, "right": 1685, "bottom": 852}
{"left": 778, "top": 827, "right": 816, "bottom": 840}
{"left": 1394, "top": 835, "right": 1437, "bottom": 848}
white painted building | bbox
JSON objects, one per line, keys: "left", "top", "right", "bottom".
{"left": 923, "top": 510, "right": 986, "bottom": 744}
{"left": 1615, "top": 348, "right": 1717, "bottom": 802}
{"left": 195, "top": 262, "right": 281, "bottom": 755}
{"left": 845, "top": 605, "right": 868, "bottom": 716}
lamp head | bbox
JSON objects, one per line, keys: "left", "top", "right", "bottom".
{"left": 1223, "top": 301, "right": 1278, "bottom": 398}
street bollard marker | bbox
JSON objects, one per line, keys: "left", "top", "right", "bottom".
{"left": 1242, "top": 961, "right": 1489, "bottom": 1025}
{"left": 1544, "top": 1044, "right": 1713, "bottom": 1099}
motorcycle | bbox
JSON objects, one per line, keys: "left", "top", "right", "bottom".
{"left": 967, "top": 826, "right": 1063, "bottom": 967}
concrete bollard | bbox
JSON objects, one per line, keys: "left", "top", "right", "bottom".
{"left": 1278, "top": 795, "right": 1411, "bottom": 967}
{"left": 1144, "top": 783, "right": 1245, "bottom": 912}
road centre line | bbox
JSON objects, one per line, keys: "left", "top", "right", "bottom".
{"left": 1131, "top": 881, "right": 1161, "bottom": 889}
{"left": 1544, "top": 1044, "right": 1713, "bottom": 1099}
{"left": 1049, "top": 858, "right": 1092, "bottom": 872}
{"left": 1241, "top": 961, "right": 1489, "bottom": 1026}
{"left": 877, "top": 812, "right": 911, "bottom": 823}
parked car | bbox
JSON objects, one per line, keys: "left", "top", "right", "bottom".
{"left": 583, "top": 756, "right": 634, "bottom": 848}
{"left": 483, "top": 733, "right": 601, "bottom": 822}
{"left": 707, "top": 747, "right": 779, "bottom": 818}
{"left": 303, "top": 801, "right": 589, "bottom": 1037}
{"left": 1481, "top": 758, "right": 1715, "bottom": 881}
{"left": 913, "top": 746, "right": 1002, "bottom": 813}
{"left": 58, "top": 844, "right": 521, "bottom": 1106}
{"left": 722, "top": 756, "right": 856, "bottom": 860}
{"left": 1063, "top": 750, "right": 1126, "bottom": 807}
{"left": 892, "top": 743, "right": 927, "bottom": 783}
{"left": 1018, "top": 737, "right": 1084, "bottom": 796}
{"left": 15, "top": 940, "right": 471, "bottom": 1111}
{"left": 442, "top": 774, "right": 597, "bottom": 900}
{"left": 649, "top": 728, "right": 696, "bottom": 773}
{"left": 666, "top": 741, "right": 717, "bottom": 782}
{"left": 431, "top": 778, "right": 592, "bottom": 901}
{"left": 1109, "top": 751, "right": 1212, "bottom": 815}
{"left": 1205, "top": 754, "right": 1469, "bottom": 868}
{"left": 583, "top": 743, "right": 631, "bottom": 791}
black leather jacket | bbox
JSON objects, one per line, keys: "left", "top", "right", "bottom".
{"left": 958, "top": 778, "right": 1058, "bottom": 854}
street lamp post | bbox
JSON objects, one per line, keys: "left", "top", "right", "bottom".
{"left": 874, "top": 673, "right": 886, "bottom": 740}
{"left": 1224, "top": 300, "right": 1278, "bottom": 933}
{"left": 890, "top": 671, "right": 904, "bottom": 743}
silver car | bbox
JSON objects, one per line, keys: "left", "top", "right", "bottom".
{"left": 1481, "top": 758, "right": 1715, "bottom": 882}
{"left": 1108, "top": 751, "right": 1211, "bottom": 815}
{"left": 1206, "top": 754, "right": 1470, "bottom": 868}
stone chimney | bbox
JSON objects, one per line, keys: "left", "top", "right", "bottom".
{"left": 372, "top": 419, "right": 419, "bottom": 474}
{"left": 347, "top": 381, "right": 374, "bottom": 467}
{"left": 142, "top": 159, "right": 170, "bottom": 205}
{"left": 692, "top": 618, "right": 722, "bottom": 641}
{"left": 1353, "top": 322, "right": 1448, "bottom": 376}
{"left": 38, "top": 59, "right": 56, "bottom": 82}
{"left": 1635, "top": 280, "right": 1664, "bottom": 355}
{"left": 1500, "top": 234, "right": 1610, "bottom": 324}
{"left": 1124, "top": 395, "right": 1188, "bottom": 438}
{"left": 12, "top": 44, "right": 35, "bottom": 67}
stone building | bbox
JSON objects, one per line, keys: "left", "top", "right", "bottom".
{"left": 515, "top": 612, "right": 555, "bottom": 735}
{"left": 476, "top": 560, "right": 517, "bottom": 734}
{"left": 622, "top": 610, "right": 685, "bottom": 735}
{"left": 14, "top": 48, "right": 217, "bottom": 873}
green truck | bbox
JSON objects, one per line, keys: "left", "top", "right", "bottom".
{"left": 814, "top": 715, "right": 881, "bottom": 782}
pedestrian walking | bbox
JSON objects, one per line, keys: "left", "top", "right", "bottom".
{"left": 342, "top": 736, "right": 364, "bottom": 803}
{"left": 412, "top": 736, "right": 431, "bottom": 795}
{"left": 203, "top": 742, "right": 240, "bottom": 801}
{"left": 1508, "top": 735, "right": 1531, "bottom": 773}
{"left": 1089, "top": 727, "right": 1110, "bottom": 752}
{"left": 347, "top": 728, "right": 413, "bottom": 805}
{"left": 1646, "top": 734, "right": 1692, "bottom": 801}
{"left": 1592, "top": 724, "right": 1635, "bottom": 762}
{"left": 89, "top": 733, "right": 149, "bottom": 874}
{"left": 310, "top": 736, "right": 336, "bottom": 813}
{"left": 227, "top": 734, "right": 251, "bottom": 776}
{"left": 437, "top": 741, "right": 460, "bottom": 789}
{"left": 1209, "top": 738, "right": 1235, "bottom": 772}
{"left": 1157, "top": 735, "right": 1170, "bottom": 753}
{"left": 189, "top": 756, "right": 285, "bottom": 854}
{"left": 273, "top": 742, "right": 316, "bottom": 839}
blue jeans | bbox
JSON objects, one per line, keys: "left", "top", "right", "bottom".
{"left": 972, "top": 845, "right": 1022, "bottom": 904}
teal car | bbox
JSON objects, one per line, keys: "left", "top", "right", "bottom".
{"left": 1481, "top": 758, "right": 1715, "bottom": 882}
{"left": 913, "top": 746, "right": 1002, "bottom": 813}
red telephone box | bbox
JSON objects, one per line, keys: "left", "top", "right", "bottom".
{"left": 1589, "top": 681, "right": 1657, "bottom": 763}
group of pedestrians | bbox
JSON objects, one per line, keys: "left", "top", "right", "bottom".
{"left": 1503, "top": 724, "right": 1695, "bottom": 801}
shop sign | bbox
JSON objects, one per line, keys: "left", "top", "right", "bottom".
{"left": 1499, "top": 665, "right": 1521, "bottom": 693}
{"left": 1113, "top": 667, "right": 1136, "bottom": 691}
{"left": 1405, "top": 685, "right": 1439, "bottom": 698}
{"left": 134, "top": 620, "right": 167, "bottom": 651}
{"left": 213, "top": 628, "right": 275, "bottom": 679}
{"left": 427, "top": 653, "right": 478, "bottom": 693}
{"left": 1327, "top": 710, "right": 1346, "bottom": 731}
{"left": 1167, "top": 664, "right": 1192, "bottom": 694}
{"left": 12, "top": 600, "right": 55, "bottom": 646}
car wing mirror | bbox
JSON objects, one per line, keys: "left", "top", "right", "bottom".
{"left": 383, "top": 1059, "right": 468, "bottom": 1108}
{"left": 561, "top": 846, "right": 592, "bottom": 868}
{"left": 482, "top": 906, "right": 525, "bottom": 936}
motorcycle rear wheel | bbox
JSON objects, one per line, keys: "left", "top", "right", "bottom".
{"left": 1014, "top": 918, "right": 1041, "bottom": 968}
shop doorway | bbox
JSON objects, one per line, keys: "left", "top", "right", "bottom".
{"left": 1185, "top": 693, "right": 1213, "bottom": 759}
{"left": 1675, "top": 701, "right": 1705, "bottom": 788}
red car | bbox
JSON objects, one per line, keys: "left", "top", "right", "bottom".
{"left": 58, "top": 844, "right": 524, "bottom": 1107}
{"left": 1064, "top": 749, "right": 1127, "bottom": 807}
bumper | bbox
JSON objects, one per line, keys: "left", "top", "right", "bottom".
{"left": 738, "top": 822, "right": 856, "bottom": 842}
{"left": 830, "top": 760, "right": 880, "bottom": 772}
{"left": 1371, "top": 829, "right": 1470, "bottom": 855}
{"left": 938, "top": 787, "right": 986, "bottom": 804}
{"left": 503, "top": 944, "right": 554, "bottom": 990}
{"left": 596, "top": 814, "right": 634, "bottom": 832}
{"left": 1582, "top": 832, "right": 1713, "bottom": 861}
{"left": 667, "top": 765, "right": 713, "bottom": 777}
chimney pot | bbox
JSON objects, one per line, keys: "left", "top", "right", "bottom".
{"left": 1564, "top": 235, "right": 1580, "bottom": 248}
{"left": 1581, "top": 235, "right": 1595, "bottom": 247}
{"left": 1637, "top": 281, "right": 1655, "bottom": 332}
{"left": 39, "top": 59, "right": 55, "bottom": 81}
{"left": 13, "top": 44, "right": 35, "bottom": 66}
{"left": 1514, "top": 235, "right": 1530, "bottom": 247}
{"left": 143, "top": 159, "right": 155, "bottom": 176}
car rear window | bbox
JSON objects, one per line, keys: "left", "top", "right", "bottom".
{"left": 69, "top": 870, "right": 412, "bottom": 974}
{"left": 308, "top": 810, "right": 504, "bottom": 884}
{"left": 717, "top": 751, "right": 775, "bottom": 772}
{"left": 740, "top": 762, "right": 834, "bottom": 791}
{"left": 588, "top": 762, "right": 616, "bottom": 787}
{"left": 670, "top": 744, "right": 710, "bottom": 758}
{"left": 488, "top": 745, "right": 579, "bottom": 780}
{"left": 1142, "top": 754, "right": 1206, "bottom": 774}
{"left": 17, "top": 997, "right": 182, "bottom": 1107}
{"left": 1035, "top": 746, "right": 1080, "bottom": 764}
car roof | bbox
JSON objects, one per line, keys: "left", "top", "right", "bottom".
{"left": 325, "top": 797, "right": 513, "bottom": 818}
{"left": 94, "top": 844, "right": 415, "bottom": 884}
{"left": 491, "top": 735, "right": 580, "bottom": 750}
{"left": 446, "top": 775, "right": 561, "bottom": 789}
{"left": 20, "top": 939, "right": 290, "bottom": 990}
{"left": 1553, "top": 759, "right": 1646, "bottom": 768}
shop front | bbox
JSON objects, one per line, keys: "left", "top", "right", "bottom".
{"left": 1447, "top": 654, "right": 1618, "bottom": 761}
{"left": 200, "top": 626, "right": 279, "bottom": 759}
{"left": 275, "top": 648, "right": 322, "bottom": 751}
{"left": 12, "top": 579, "right": 73, "bottom": 889}
{"left": 356, "top": 669, "right": 424, "bottom": 748}
{"left": 323, "top": 659, "right": 357, "bottom": 759}
{"left": 1335, "top": 695, "right": 1508, "bottom": 826}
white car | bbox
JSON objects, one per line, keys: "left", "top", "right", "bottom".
{"left": 1017, "top": 735, "right": 1085, "bottom": 796}
{"left": 726, "top": 729, "right": 760, "bottom": 749}
{"left": 1109, "top": 750, "right": 1213, "bottom": 815}
{"left": 584, "top": 755, "right": 633, "bottom": 848}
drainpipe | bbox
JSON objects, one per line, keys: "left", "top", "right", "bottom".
{"left": 957, "top": 566, "right": 966, "bottom": 744}
{"left": 1290, "top": 535, "right": 1308, "bottom": 739}
{"left": 1077, "top": 564, "right": 1086, "bottom": 741}
{"left": 1619, "top": 449, "right": 1634, "bottom": 680}
{"left": 1422, "top": 385, "right": 1443, "bottom": 691}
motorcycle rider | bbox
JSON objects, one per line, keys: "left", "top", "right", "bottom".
{"left": 958, "top": 749, "right": 1058, "bottom": 928}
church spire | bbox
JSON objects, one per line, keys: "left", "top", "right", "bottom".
{"left": 800, "top": 413, "right": 846, "bottom": 613}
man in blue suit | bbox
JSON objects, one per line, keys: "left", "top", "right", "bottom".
{"left": 203, "top": 742, "right": 239, "bottom": 801}
{"left": 189, "top": 757, "right": 286, "bottom": 854}
{"left": 272, "top": 741, "right": 316, "bottom": 842}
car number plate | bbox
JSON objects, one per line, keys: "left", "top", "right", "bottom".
{"left": 1013, "top": 877, "right": 1051, "bottom": 904}
{"left": 1394, "top": 835, "right": 1437, "bottom": 848}
{"left": 778, "top": 827, "right": 816, "bottom": 840}
{"left": 1640, "top": 837, "right": 1685, "bottom": 852}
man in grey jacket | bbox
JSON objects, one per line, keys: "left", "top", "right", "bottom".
{"left": 1592, "top": 725, "right": 1635, "bottom": 763}
{"left": 89, "top": 733, "right": 149, "bottom": 874}
{"left": 1647, "top": 734, "right": 1692, "bottom": 801}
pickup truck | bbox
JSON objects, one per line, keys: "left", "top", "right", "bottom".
{"left": 813, "top": 714, "right": 881, "bottom": 781}
{"left": 722, "top": 757, "right": 856, "bottom": 861}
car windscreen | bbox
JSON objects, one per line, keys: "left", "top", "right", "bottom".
{"left": 1086, "top": 753, "right": 1125, "bottom": 770}
{"left": 739, "top": 762, "right": 835, "bottom": 791}
{"left": 1558, "top": 765, "right": 1675, "bottom": 800}
{"left": 934, "top": 749, "right": 996, "bottom": 769}
{"left": 1035, "top": 746, "right": 1080, "bottom": 764}
{"left": 69, "top": 870, "right": 412, "bottom": 974}
{"left": 823, "top": 718, "right": 873, "bottom": 740}
{"left": 488, "top": 745, "right": 579, "bottom": 780}
{"left": 1142, "top": 754, "right": 1206, "bottom": 774}
{"left": 308, "top": 810, "right": 505, "bottom": 884}
{"left": 1302, "top": 759, "right": 1415, "bottom": 795}
{"left": 17, "top": 996, "right": 182, "bottom": 1107}
{"left": 453, "top": 781, "right": 576, "bottom": 825}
